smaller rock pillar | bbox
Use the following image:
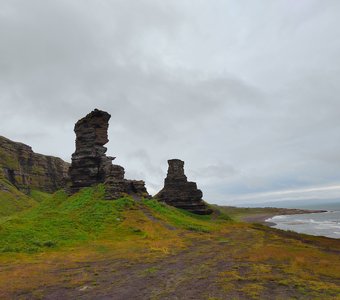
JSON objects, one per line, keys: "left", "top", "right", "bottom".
{"left": 155, "top": 159, "right": 212, "bottom": 215}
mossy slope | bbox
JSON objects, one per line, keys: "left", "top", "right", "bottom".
{"left": 0, "top": 185, "right": 226, "bottom": 253}
{"left": 0, "top": 179, "right": 37, "bottom": 218}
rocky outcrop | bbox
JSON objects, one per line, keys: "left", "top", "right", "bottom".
{"left": 69, "top": 109, "right": 113, "bottom": 190}
{"left": 69, "top": 109, "right": 149, "bottom": 199}
{"left": 155, "top": 159, "right": 212, "bottom": 215}
{"left": 0, "top": 136, "right": 69, "bottom": 194}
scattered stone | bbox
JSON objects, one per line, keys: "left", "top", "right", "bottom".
{"left": 155, "top": 159, "right": 212, "bottom": 215}
{"left": 69, "top": 109, "right": 150, "bottom": 199}
{"left": 79, "top": 285, "right": 89, "bottom": 291}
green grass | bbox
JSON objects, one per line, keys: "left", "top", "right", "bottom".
{"left": 0, "top": 148, "right": 20, "bottom": 170}
{"left": 29, "top": 190, "right": 53, "bottom": 203}
{"left": 0, "top": 184, "right": 339, "bottom": 299}
{"left": 0, "top": 179, "right": 37, "bottom": 218}
{"left": 0, "top": 185, "right": 135, "bottom": 253}
{"left": 0, "top": 185, "right": 234, "bottom": 254}
{"left": 143, "top": 199, "right": 231, "bottom": 232}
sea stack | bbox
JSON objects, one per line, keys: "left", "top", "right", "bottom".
{"left": 69, "top": 109, "right": 149, "bottom": 199}
{"left": 155, "top": 159, "right": 212, "bottom": 215}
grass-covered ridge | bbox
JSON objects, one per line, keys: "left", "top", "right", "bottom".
{"left": 143, "top": 198, "right": 231, "bottom": 232}
{"left": 0, "top": 185, "right": 230, "bottom": 254}
{"left": 0, "top": 186, "right": 134, "bottom": 253}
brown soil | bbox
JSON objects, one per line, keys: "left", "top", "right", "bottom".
{"left": 8, "top": 227, "right": 340, "bottom": 300}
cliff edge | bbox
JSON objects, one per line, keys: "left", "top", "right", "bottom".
{"left": 0, "top": 136, "right": 69, "bottom": 194}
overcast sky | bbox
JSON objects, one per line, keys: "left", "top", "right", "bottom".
{"left": 1, "top": 0, "right": 340, "bottom": 205}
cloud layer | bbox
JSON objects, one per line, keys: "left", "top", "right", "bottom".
{"left": 1, "top": 0, "right": 340, "bottom": 204}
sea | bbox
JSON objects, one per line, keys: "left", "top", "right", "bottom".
{"left": 267, "top": 210, "right": 340, "bottom": 239}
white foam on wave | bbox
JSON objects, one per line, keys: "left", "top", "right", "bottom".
{"left": 269, "top": 210, "right": 340, "bottom": 239}
{"left": 279, "top": 217, "right": 340, "bottom": 230}
{"left": 270, "top": 215, "right": 287, "bottom": 220}
{"left": 315, "top": 223, "right": 340, "bottom": 229}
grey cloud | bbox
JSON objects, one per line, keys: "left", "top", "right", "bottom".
{"left": 192, "top": 163, "right": 238, "bottom": 180}
{"left": 1, "top": 0, "right": 340, "bottom": 205}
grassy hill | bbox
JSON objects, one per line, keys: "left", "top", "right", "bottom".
{"left": 0, "top": 184, "right": 227, "bottom": 254}
{"left": 0, "top": 185, "right": 339, "bottom": 299}
{"left": 0, "top": 179, "right": 37, "bottom": 218}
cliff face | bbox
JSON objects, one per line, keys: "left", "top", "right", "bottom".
{"left": 0, "top": 136, "right": 70, "bottom": 193}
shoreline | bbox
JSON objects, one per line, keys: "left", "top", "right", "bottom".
{"left": 241, "top": 209, "right": 327, "bottom": 226}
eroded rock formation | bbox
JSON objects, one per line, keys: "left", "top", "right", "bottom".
{"left": 69, "top": 109, "right": 114, "bottom": 190}
{"left": 155, "top": 159, "right": 212, "bottom": 215}
{"left": 0, "top": 136, "right": 69, "bottom": 193}
{"left": 69, "top": 109, "right": 149, "bottom": 199}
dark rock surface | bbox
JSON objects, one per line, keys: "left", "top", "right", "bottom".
{"left": 69, "top": 109, "right": 114, "bottom": 190}
{"left": 69, "top": 109, "right": 149, "bottom": 199}
{"left": 0, "top": 136, "right": 69, "bottom": 193}
{"left": 155, "top": 159, "right": 212, "bottom": 215}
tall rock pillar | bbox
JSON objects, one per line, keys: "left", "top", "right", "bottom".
{"left": 69, "top": 109, "right": 116, "bottom": 192}
{"left": 69, "top": 109, "right": 149, "bottom": 199}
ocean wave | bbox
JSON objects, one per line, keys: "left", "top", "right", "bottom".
{"left": 270, "top": 211, "right": 340, "bottom": 239}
